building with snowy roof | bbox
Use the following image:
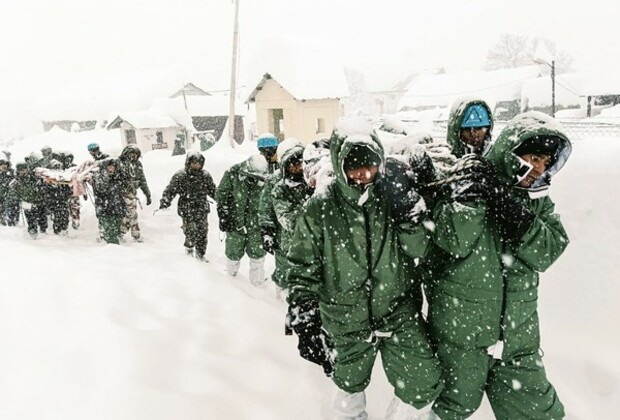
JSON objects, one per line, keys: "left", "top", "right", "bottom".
{"left": 106, "top": 111, "right": 185, "bottom": 154}
{"left": 246, "top": 71, "right": 349, "bottom": 144}
{"left": 398, "top": 66, "right": 543, "bottom": 120}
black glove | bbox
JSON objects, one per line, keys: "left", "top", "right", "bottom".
{"left": 219, "top": 216, "right": 233, "bottom": 232}
{"left": 261, "top": 225, "right": 279, "bottom": 254}
{"left": 486, "top": 189, "right": 536, "bottom": 244}
{"left": 409, "top": 151, "right": 438, "bottom": 188}
{"left": 288, "top": 300, "right": 334, "bottom": 376}
{"left": 145, "top": 196, "right": 152, "bottom": 206}
{"left": 451, "top": 155, "right": 536, "bottom": 244}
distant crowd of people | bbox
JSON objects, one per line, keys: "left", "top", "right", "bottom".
{"left": 0, "top": 97, "right": 573, "bottom": 419}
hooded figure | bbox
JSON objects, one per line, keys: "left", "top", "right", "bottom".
{"left": 268, "top": 141, "right": 312, "bottom": 291}
{"left": 118, "top": 145, "right": 152, "bottom": 242}
{"left": 0, "top": 158, "right": 17, "bottom": 226}
{"left": 7, "top": 163, "right": 46, "bottom": 237}
{"left": 91, "top": 158, "right": 126, "bottom": 244}
{"left": 258, "top": 138, "right": 301, "bottom": 293}
{"left": 40, "top": 159, "right": 72, "bottom": 235}
{"left": 216, "top": 153, "right": 269, "bottom": 284}
{"left": 286, "top": 119, "right": 442, "bottom": 419}
{"left": 427, "top": 111, "right": 571, "bottom": 419}
{"left": 159, "top": 152, "right": 217, "bottom": 261}
{"left": 446, "top": 97, "right": 494, "bottom": 158}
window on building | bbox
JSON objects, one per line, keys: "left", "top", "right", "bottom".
{"left": 316, "top": 118, "right": 325, "bottom": 134}
{"left": 269, "top": 108, "right": 284, "bottom": 141}
{"left": 125, "top": 129, "right": 136, "bottom": 144}
{"left": 156, "top": 131, "right": 164, "bottom": 144}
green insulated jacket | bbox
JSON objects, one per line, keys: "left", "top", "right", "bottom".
{"left": 429, "top": 111, "right": 571, "bottom": 358}
{"left": 287, "top": 128, "right": 428, "bottom": 342}
{"left": 446, "top": 97, "right": 494, "bottom": 158}
{"left": 271, "top": 144, "right": 312, "bottom": 252}
{"left": 216, "top": 155, "right": 268, "bottom": 232}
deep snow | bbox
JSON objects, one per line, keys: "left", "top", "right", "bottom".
{"left": 0, "top": 127, "right": 618, "bottom": 419}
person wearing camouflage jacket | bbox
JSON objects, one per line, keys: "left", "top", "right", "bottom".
{"left": 118, "top": 145, "right": 152, "bottom": 242}
{"left": 427, "top": 112, "right": 572, "bottom": 420}
{"left": 286, "top": 120, "right": 442, "bottom": 419}
{"left": 159, "top": 152, "right": 217, "bottom": 261}
{"left": 216, "top": 154, "right": 269, "bottom": 285}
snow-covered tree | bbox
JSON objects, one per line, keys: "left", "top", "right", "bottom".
{"left": 485, "top": 34, "right": 573, "bottom": 73}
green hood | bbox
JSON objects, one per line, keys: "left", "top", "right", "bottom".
{"left": 447, "top": 97, "right": 494, "bottom": 158}
{"left": 329, "top": 120, "right": 385, "bottom": 200}
{"left": 485, "top": 111, "right": 572, "bottom": 190}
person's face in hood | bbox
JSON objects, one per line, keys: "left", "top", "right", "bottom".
{"left": 345, "top": 165, "right": 379, "bottom": 186}
{"left": 106, "top": 164, "right": 117, "bottom": 174}
{"left": 189, "top": 161, "right": 203, "bottom": 172}
{"left": 285, "top": 160, "right": 304, "bottom": 183}
{"left": 459, "top": 126, "right": 489, "bottom": 154}
{"left": 0, "top": 163, "right": 8, "bottom": 173}
{"left": 516, "top": 153, "right": 552, "bottom": 188}
{"left": 259, "top": 147, "right": 277, "bottom": 163}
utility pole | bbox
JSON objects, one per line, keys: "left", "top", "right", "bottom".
{"left": 228, "top": 0, "right": 240, "bottom": 147}
{"left": 551, "top": 60, "right": 556, "bottom": 117}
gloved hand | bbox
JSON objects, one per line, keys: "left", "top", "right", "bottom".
{"left": 261, "top": 226, "right": 279, "bottom": 254}
{"left": 145, "top": 196, "right": 152, "bottom": 206}
{"left": 288, "top": 300, "right": 334, "bottom": 376}
{"left": 486, "top": 191, "right": 536, "bottom": 244}
{"left": 159, "top": 199, "right": 170, "bottom": 210}
{"left": 219, "top": 216, "right": 233, "bottom": 232}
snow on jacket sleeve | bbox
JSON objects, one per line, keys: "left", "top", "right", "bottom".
{"left": 432, "top": 199, "right": 487, "bottom": 258}
{"left": 215, "top": 169, "right": 234, "bottom": 222}
{"left": 513, "top": 196, "right": 569, "bottom": 272}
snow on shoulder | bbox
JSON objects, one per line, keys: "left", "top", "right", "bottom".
{"left": 334, "top": 118, "right": 376, "bottom": 144}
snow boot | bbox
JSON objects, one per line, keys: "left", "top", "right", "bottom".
{"left": 249, "top": 257, "right": 266, "bottom": 286}
{"left": 226, "top": 258, "right": 240, "bottom": 277}
{"left": 385, "top": 396, "right": 432, "bottom": 420}
{"left": 332, "top": 389, "right": 368, "bottom": 420}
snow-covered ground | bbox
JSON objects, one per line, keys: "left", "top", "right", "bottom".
{"left": 0, "top": 128, "right": 618, "bottom": 419}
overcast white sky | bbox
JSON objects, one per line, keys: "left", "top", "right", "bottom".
{"left": 0, "top": 0, "right": 618, "bottom": 138}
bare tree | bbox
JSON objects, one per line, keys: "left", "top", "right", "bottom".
{"left": 484, "top": 34, "right": 574, "bottom": 73}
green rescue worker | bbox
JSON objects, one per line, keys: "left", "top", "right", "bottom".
{"left": 427, "top": 111, "right": 572, "bottom": 419}
{"left": 269, "top": 140, "right": 311, "bottom": 290}
{"left": 447, "top": 98, "right": 494, "bottom": 157}
{"left": 91, "top": 158, "right": 126, "bottom": 244}
{"left": 286, "top": 119, "right": 442, "bottom": 419}
{"left": 216, "top": 153, "right": 269, "bottom": 285}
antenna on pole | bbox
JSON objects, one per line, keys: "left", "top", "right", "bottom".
{"left": 228, "top": 0, "right": 240, "bottom": 147}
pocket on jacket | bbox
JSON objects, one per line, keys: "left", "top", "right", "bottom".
{"left": 428, "top": 291, "right": 498, "bottom": 348}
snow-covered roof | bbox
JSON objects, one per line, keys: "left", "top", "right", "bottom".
{"left": 166, "top": 94, "right": 245, "bottom": 116}
{"left": 578, "top": 70, "right": 620, "bottom": 97}
{"left": 521, "top": 73, "right": 582, "bottom": 107}
{"left": 398, "top": 66, "right": 543, "bottom": 110}
{"left": 170, "top": 83, "right": 211, "bottom": 98}
{"left": 247, "top": 70, "right": 349, "bottom": 103}
{"left": 106, "top": 111, "right": 180, "bottom": 130}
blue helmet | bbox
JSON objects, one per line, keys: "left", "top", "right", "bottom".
{"left": 461, "top": 104, "right": 491, "bottom": 128}
{"left": 87, "top": 143, "right": 100, "bottom": 152}
{"left": 256, "top": 133, "right": 279, "bottom": 149}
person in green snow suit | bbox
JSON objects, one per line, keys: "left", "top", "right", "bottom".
{"left": 91, "top": 158, "right": 127, "bottom": 244}
{"left": 446, "top": 97, "right": 494, "bottom": 158}
{"left": 427, "top": 111, "right": 572, "bottom": 420}
{"left": 286, "top": 119, "right": 442, "bottom": 419}
{"left": 159, "top": 152, "right": 217, "bottom": 261}
{"left": 7, "top": 162, "right": 46, "bottom": 238}
{"left": 216, "top": 153, "right": 269, "bottom": 285}
{"left": 269, "top": 140, "right": 312, "bottom": 290}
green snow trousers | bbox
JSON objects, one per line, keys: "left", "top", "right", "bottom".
{"left": 271, "top": 249, "right": 288, "bottom": 288}
{"left": 100, "top": 214, "right": 122, "bottom": 244}
{"left": 225, "top": 229, "right": 266, "bottom": 261}
{"left": 432, "top": 344, "right": 565, "bottom": 420}
{"left": 332, "top": 314, "right": 443, "bottom": 410}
